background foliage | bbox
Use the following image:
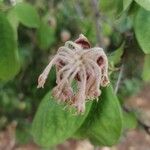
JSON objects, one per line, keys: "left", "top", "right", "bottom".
{"left": 0, "top": 0, "right": 150, "bottom": 149}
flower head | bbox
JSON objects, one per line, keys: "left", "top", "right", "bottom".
{"left": 37, "top": 34, "right": 109, "bottom": 113}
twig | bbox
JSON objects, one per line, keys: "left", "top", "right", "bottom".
{"left": 91, "top": 0, "right": 103, "bottom": 47}
{"left": 75, "top": 0, "right": 84, "bottom": 19}
{"left": 115, "top": 64, "right": 124, "bottom": 94}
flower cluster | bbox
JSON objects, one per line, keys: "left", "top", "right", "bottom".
{"left": 37, "top": 34, "right": 109, "bottom": 113}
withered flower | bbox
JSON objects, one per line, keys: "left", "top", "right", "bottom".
{"left": 37, "top": 34, "right": 109, "bottom": 113}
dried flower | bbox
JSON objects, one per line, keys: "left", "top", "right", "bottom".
{"left": 37, "top": 34, "right": 109, "bottom": 113}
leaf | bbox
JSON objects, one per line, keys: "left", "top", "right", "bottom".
{"left": 37, "top": 22, "right": 55, "bottom": 49}
{"left": 100, "top": 0, "right": 123, "bottom": 15}
{"left": 75, "top": 85, "right": 123, "bottom": 146}
{"left": 16, "top": 123, "right": 32, "bottom": 144}
{"left": 142, "top": 54, "right": 150, "bottom": 81}
{"left": 135, "top": 0, "right": 150, "bottom": 11}
{"left": 13, "top": 3, "right": 40, "bottom": 28}
{"left": 134, "top": 8, "right": 150, "bottom": 54}
{"left": 0, "top": 13, "right": 20, "bottom": 81}
{"left": 7, "top": 9, "right": 19, "bottom": 40}
{"left": 109, "top": 43, "right": 124, "bottom": 66}
{"left": 128, "top": 1, "right": 140, "bottom": 15}
{"left": 32, "top": 92, "right": 92, "bottom": 147}
{"left": 115, "top": 14, "right": 133, "bottom": 33}
{"left": 79, "top": 19, "right": 96, "bottom": 44}
{"left": 123, "top": 111, "right": 137, "bottom": 130}
{"left": 123, "top": 0, "right": 133, "bottom": 10}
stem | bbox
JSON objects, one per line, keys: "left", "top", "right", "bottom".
{"left": 75, "top": 0, "right": 84, "bottom": 19}
{"left": 91, "top": 0, "right": 103, "bottom": 47}
{"left": 115, "top": 64, "right": 124, "bottom": 94}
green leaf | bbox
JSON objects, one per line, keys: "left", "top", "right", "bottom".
{"left": 16, "top": 123, "right": 32, "bottom": 144}
{"left": 123, "top": 111, "right": 137, "bottom": 130}
{"left": 79, "top": 19, "right": 96, "bottom": 44}
{"left": 123, "top": 0, "right": 133, "bottom": 10}
{"left": 75, "top": 85, "right": 123, "bottom": 146}
{"left": 32, "top": 92, "right": 92, "bottom": 147}
{"left": 134, "top": 8, "right": 150, "bottom": 54}
{"left": 0, "top": 13, "right": 20, "bottom": 81}
{"left": 100, "top": 0, "right": 123, "bottom": 15}
{"left": 128, "top": 1, "right": 140, "bottom": 15}
{"left": 13, "top": 3, "right": 40, "bottom": 28}
{"left": 109, "top": 43, "right": 124, "bottom": 66}
{"left": 115, "top": 14, "right": 133, "bottom": 33}
{"left": 7, "top": 9, "right": 19, "bottom": 40}
{"left": 135, "top": 0, "right": 150, "bottom": 11}
{"left": 37, "top": 22, "right": 55, "bottom": 49}
{"left": 142, "top": 54, "right": 150, "bottom": 81}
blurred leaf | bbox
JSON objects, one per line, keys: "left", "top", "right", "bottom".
{"left": 116, "top": 0, "right": 123, "bottom": 15}
{"left": 109, "top": 43, "right": 124, "bottom": 66}
{"left": 100, "top": 0, "right": 117, "bottom": 12}
{"left": 115, "top": 14, "right": 133, "bottom": 33}
{"left": 123, "top": 111, "right": 137, "bottom": 130}
{"left": 32, "top": 92, "right": 92, "bottom": 147}
{"left": 100, "top": 0, "right": 123, "bottom": 15}
{"left": 134, "top": 8, "right": 150, "bottom": 54}
{"left": 16, "top": 124, "right": 32, "bottom": 144}
{"left": 142, "top": 54, "right": 150, "bottom": 81}
{"left": 127, "top": 1, "right": 140, "bottom": 15}
{"left": 75, "top": 85, "right": 123, "bottom": 146}
{"left": 119, "top": 79, "right": 142, "bottom": 98}
{"left": 135, "top": 0, "right": 150, "bottom": 11}
{"left": 0, "top": 116, "right": 7, "bottom": 129}
{"left": 102, "top": 22, "right": 113, "bottom": 36}
{"left": 7, "top": 9, "right": 19, "bottom": 28}
{"left": 13, "top": 2, "right": 40, "bottom": 28}
{"left": 37, "top": 22, "right": 55, "bottom": 50}
{"left": 19, "top": 46, "right": 32, "bottom": 68}
{"left": 123, "top": 0, "right": 133, "bottom": 10}
{"left": 0, "top": 13, "right": 20, "bottom": 81}
{"left": 111, "top": 32, "right": 123, "bottom": 47}
{"left": 7, "top": 9, "right": 19, "bottom": 39}
{"left": 79, "top": 19, "right": 96, "bottom": 45}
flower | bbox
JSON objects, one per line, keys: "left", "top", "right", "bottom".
{"left": 37, "top": 34, "right": 109, "bottom": 113}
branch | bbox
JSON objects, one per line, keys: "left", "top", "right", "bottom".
{"left": 115, "top": 64, "right": 124, "bottom": 94}
{"left": 91, "top": 0, "right": 103, "bottom": 47}
{"left": 75, "top": 0, "right": 84, "bottom": 19}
